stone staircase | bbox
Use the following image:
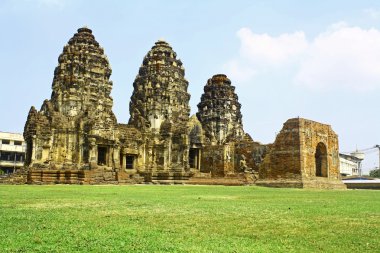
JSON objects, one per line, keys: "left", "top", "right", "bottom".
{"left": 27, "top": 170, "right": 86, "bottom": 184}
{"left": 186, "top": 172, "right": 257, "bottom": 186}
{"left": 141, "top": 168, "right": 191, "bottom": 184}
{"left": 302, "top": 177, "right": 347, "bottom": 189}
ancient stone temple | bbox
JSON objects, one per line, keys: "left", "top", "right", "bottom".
{"left": 20, "top": 27, "right": 345, "bottom": 189}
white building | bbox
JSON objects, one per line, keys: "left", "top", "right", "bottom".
{"left": 339, "top": 153, "right": 363, "bottom": 177}
{"left": 0, "top": 132, "right": 26, "bottom": 174}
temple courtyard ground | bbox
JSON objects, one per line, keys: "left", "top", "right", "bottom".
{"left": 0, "top": 185, "right": 379, "bottom": 252}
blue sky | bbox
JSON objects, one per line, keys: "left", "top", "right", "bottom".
{"left": 0, "top": 0, "right": 379, "bottom": 173}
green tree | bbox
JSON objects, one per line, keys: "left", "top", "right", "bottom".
{"left": 369, "top": 168, "right": 380, "bottom": 178}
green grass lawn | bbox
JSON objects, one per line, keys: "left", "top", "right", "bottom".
{"left": 0, "top": 185, "right": 379, "bottom": 253}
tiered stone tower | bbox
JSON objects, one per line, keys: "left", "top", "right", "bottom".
{"left": 197, "top": 74, "right": 244, "bottom": 144}
{"left": 194, "top": 74, "right": 252, "bottom": 177}
{"left": 24, "top": 27, "right": 118, "bottom": 173}
{"left": 129, "top": 40, "right": 191, "bottom": 131}
{"left": 51, "top": 27, "right": 114, "bottom": 118}
{"left": 127, "top": 40, "right": 195, "bottom": 175}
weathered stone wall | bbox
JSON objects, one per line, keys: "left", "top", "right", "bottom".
{"left": 117, "top": 124, "right": 144, "bottom": 172}
{"left": 259, "top": 119, "right": 302, "bottom": 180}
{"left": 234, "top": 134, "right": 270, "bottom": 173}
{"left": 200, "top": 144, "right": 235, "bottom": 176}
{"left": 26, "top": 168, "right": 145, "bottom": 185}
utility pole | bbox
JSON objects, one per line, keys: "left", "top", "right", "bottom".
{"left": 376, "top": 145, "right": 380, "bottom": 170}
{"left": 13, "top": 153, "right": 16, "bottom": 173}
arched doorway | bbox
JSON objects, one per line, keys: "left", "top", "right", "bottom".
{"left": 315, "top": 142, "right": 328, "bottom": 177}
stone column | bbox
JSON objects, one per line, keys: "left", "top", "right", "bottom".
{"left": 31, "top": 135, "right": 37, "bottom": 165}
{"left": 198, "top": 149, "right": 202, "bottom": 170}
{"left": 121, "top": 148, "right": 127, "bottom": 170}
{"left": 113, "top": 144, "right": 120, "bottom": 169}
{"left": 88, "top": 137, "right": 97, "bottom": 168}
{"left": 42, "top": 144, "right": 50, "bottom": 162}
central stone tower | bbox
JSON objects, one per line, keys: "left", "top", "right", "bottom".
{"left": 127, "top": 40, "right": 194, "bottom": 176}
{"left": 129, "top": 40, "right": 191, "bottom": 131}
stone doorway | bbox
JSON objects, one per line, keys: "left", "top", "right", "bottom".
{"left": 189, "top": 148, "right": 200, "bottom": 169}
{"left": 126, "top": 155, "right": 135, "bottom": 169}
{"left": 315, "top": 142, "right": 328, "bottom": 177}
{"left": 97, "top": 146, "right": 108, "bottom": 166}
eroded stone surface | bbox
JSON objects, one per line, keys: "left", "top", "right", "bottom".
{"left": 52, "top": 27, "right": 114, "bottom": 118}
{"left": 129, "top": 40, "right": 190, "bottom": 132}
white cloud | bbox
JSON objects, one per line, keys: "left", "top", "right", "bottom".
{"left": 225, "top": 28, "right": 307, "bottom": 82}
{"left": 237, "top": 27, "right": 308, "bottom": 66}
{"left": 296, "top": 23, "right": 380, "bottom": 91}
{"left": 226, "top": 23, "right": 380, "bottom": 91}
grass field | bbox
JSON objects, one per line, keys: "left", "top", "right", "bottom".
{"left": 0, "top": 185, "right": 379, "bottom": 253}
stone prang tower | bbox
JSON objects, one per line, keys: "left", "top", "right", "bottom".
{"left": 197, "top": 74, "right": 244, "bottom": 145}
{"left": 127, "top": 40, "right": 197, "bottom": 175}
{"left": 51, "top": 27, "right": 114, "bottom": 118}
{"left": 129, "top": 40, "right": 190, "bottom": 131}
{"left": 24, "top": 27, "right": 119, "bottom": 172}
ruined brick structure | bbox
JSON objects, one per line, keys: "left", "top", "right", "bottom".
{"left": 21, "top": 27, "right": 345, "bottom": 188}
{"left": 256, "top": 118, "right": 345, "bottom": 189}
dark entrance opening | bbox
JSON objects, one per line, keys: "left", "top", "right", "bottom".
{"left": 315, "top": 142, "right": 328, "bottom": 177}
{"left": 97, "top": 146, "right": 108, "bottom": 166}
{"left": 126, "top": 155, "right": 135, "bottom": 169}
{"left": 189, "top": 148, "right": 200, "bottom": 169}
{"left": 25, "top": 140, "right": 33, "bottom": 166}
